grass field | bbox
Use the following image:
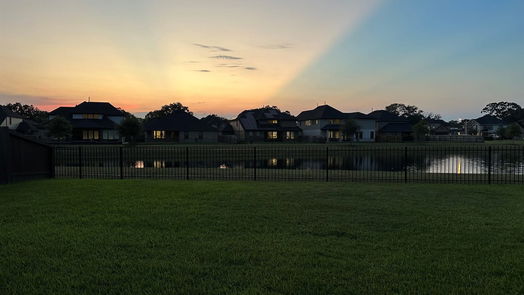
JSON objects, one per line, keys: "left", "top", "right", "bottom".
{"left": 1, "top": 180, "right": 523, "bottom": 294}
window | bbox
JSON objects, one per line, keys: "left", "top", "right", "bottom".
{"left": 370, "top": 131, "right": 375, "bottom": 139}
{"left": 81, "top": 114, "right": 102, "bottom": 119}
{"left": 266, "top": 131, "right": 278, "bottom": 139}
{"left": 103, "top": 130, "right": 119, "bottom": 140}
{"left": 82, "top": 130, "right": 100, "bottom": 140}
{"left": 357, "top": 132, "right": 363, "bottom": 139}
{"left": 305, "top": 120, "right": 312, "bottom": 126}
{"left": 285, "top": 131, "right": 295, "bottom": 140}
{"left": 329, "top": 119, "right": 342, "bottom": 124}
{"left": 328, "top": 130, "right": 340, "bottom": 139}
{"left": 153, "top": 130, "right": 165, "bottom": 139}
{"left": 268, "top": 120, "right": 278, "bottom": 124}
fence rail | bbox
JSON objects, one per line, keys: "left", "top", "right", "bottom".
{"left": 53, "top": 145, "right": 524, "bottom": 184}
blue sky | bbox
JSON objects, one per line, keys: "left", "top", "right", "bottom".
{"left": 0, "top": 0, "right": 523, "bottom": 119}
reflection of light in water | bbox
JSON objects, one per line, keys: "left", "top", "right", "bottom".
{"left": 134, "top": 161, "right": 144, "bottom": 168}
{"left": 285, "top": 158, "right": 294, "bottom": 167}
{"left": 219, "top": 164, "right": 228, "bottom": 169}
{"left": 457, "top": 159, "right": 461, "bottom": 174}
{"left": 154, "top": 160, "right": 165, "bottom": 168}
{"left": 269, "top": 158, "right": 278, "bottom": 167}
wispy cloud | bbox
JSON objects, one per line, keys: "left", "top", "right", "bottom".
{"left": 195, "top": 69, "right": 211, "bottom": 72}
{"left": 216, "top": 64, "right": 242, "bottom": 68}
{"left": 193, "top": 43, "right": 232, "bottom": 52}
{"left": 244, "top": 67, "right": 257, "bottom": 71}
{"left": 210, "top": 55, "right": 243, "bottom": 60}
{"left": 260, "top": 43, "right": 293, "bottom": 49}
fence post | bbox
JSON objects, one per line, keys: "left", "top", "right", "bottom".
{"left": 185, "top": 146, "right": 189, "bottom": 180}
{"left": 78, "top": 146, "right": 83, "bottom": 179}
{"left": 253, "top": 146, "right": 257, "bottom": 181}
{"left": 49, "top": 146, "right": 55, "bottom": 179}
{"left": 119, "top": 146, "right": 124, "bottom": 179}
{"left": 326, "top": 146, "right": 329, "bottom": 182}
{"left": 404, "top": 146, "right": 408, "bottom": 183}
{"left": 488, "top": 146, "right": 492, "bottom": 184}
{"left": 0, "top": 128, "right": 10, "bottom": 184}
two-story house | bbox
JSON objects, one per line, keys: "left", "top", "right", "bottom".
{"left": 367, "top": 110, "right": 413, "bottom": 142}
{"left": 49, "top": 101, "right": 125, "bottom": 141}
{"left": 297, "top": 105, "right": 377, "bottom": 142}
{"left": 230, "top": 108, "right": 301, "bottom": 142}
{"left": 466, "top": 115, "right": 506, "bottom": 138}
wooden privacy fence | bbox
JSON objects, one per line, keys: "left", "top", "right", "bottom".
{"left": 0, "top": 128, "right": 54, "bottom": 184}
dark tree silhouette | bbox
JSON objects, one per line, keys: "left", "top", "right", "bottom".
{"left": 481, "top": 101, "right": 522, "bottom": 121}
{"left": 145, "top": 102, "right": 192, "bottom": 120}
{"left": 47, "top": 116, "right": 72, "bottom": 140}
{"left": 5, "top": 102, "right": 48, "bottom": 122}
{"left": 201, "top": 114, "right": 228, "bottom": 128}
{"left": 118, "top": 116, "right": 142, "bottom": 143}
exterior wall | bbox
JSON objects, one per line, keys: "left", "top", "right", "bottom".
{"left": 0, "top": 117, "right": 23, "bottom": 130}
{"left": 298, "top": 119, "right": 329, "bottom": 141}
{"left": 230, "top": 120, "right": 246, "bottom": 141}
{"left": 353, "top": 119, "right": 376, "bottom": 142}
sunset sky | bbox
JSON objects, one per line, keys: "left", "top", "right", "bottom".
{"left": 1, "top": 0, "right": 523, "bottom": 119}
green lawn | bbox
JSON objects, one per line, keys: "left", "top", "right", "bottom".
{"left": 1, "top": 180, "right": 523, "bottom": 294}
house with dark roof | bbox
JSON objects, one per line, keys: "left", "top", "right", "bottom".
{"left": 0, "top": 106, "right": 24, "bottom": 130}
{"left": 143, "top": 111, "right": 218, "bottom": 143}
{"left": 466, "top": 115, "right": 506, "bottom": 138}
{"left": 49, "top": 101, "right": 125, "bottom": 141}
{"left": 367, "top": 110, "right": 413, "bottom": 142}
{"left": 297, "top": 105, "right": 376, "bottom": 142}
{"left": 230, "top": 108, "right": 300, "bottom": 142}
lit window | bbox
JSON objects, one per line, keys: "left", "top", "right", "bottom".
{"left": 285, "top": 131, "right": 295, "bottom": 140}
{"left": 330, "top": 119, "right": 341, "bottom": 124}
{"left": 266, "top": 131, "right": 278, "bottom": 139}
{"left": 268, "top": 158, "right": 278, "bottom": 167}
{"left": 82, "top": 130, "right": 100, "bottom": 140}
{"left": 268, "top": 120, "right": 278, "bottom": 124}
{"left": 328, "top": 130, "right": 340, "bottom": 139}
{"left": 153, "top": 130, "right": 165, "bottom": 139}
{"left": 82, "top": 114, "right": 102, "bottom": 119}
{"left": 305, "top": 120, "right": 312, "bottom": 126}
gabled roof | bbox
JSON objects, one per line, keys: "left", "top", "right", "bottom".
{"left": 297, "top": 105, "right": 346, "bottom": 121}
{"left": 473, "top": 115, "right": 503, "bottom": 125}
{"left": 379, "top": 122, "right": 413, "bottom": 133}
{"left": 0, "top": 106, "right": 24, "bottom": 122}
{"left": 234, "top": 108, "right": 297, "bottom": 131}
{"left": 143, "top": 111, "right": 217, "bottom": 132}
{"left": 367, "top": 110, "right": 406, "bottom": 122}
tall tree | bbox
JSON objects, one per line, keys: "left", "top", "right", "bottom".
{"left": 201, "top": 114, "right": 228, "bottom": 128}
{"left": 118, "top": 116, "right": 142, "bottom": 143}
{"left": 412, "top": 120, "right": 429, "bottom": 141}
{"left": 47, "top": 116, "right": 72, "bottom": 140}
{"left": 5, "top": 102, "right": 48, "bottom": 122}
{"left": 340, "top": 119, "right": 359, "bottom": 141}
{"left": 481, "top": 101, "right": 522, "bottom": 121}
{"left": 145, "top": 102, "right": 192, "bottom": 120}
{"left": 385, "top": 103, "right": 425, "bottom": 123}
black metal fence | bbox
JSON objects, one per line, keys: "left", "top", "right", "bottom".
{"left": 1, "top": 128, "right": 54, "bottom": 184}
{"left": 53, "top": 145, "right": 524, "bottom": 184}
